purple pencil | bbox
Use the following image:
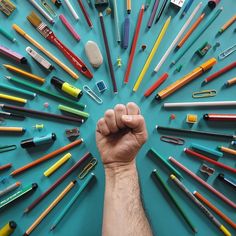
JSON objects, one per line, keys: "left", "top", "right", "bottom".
{"left": 147, "top": 0, "right": 159, "bottom": 28}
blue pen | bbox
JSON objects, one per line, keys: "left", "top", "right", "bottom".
{"left": 181, "top": 0, "right": 194, "bottom": 17}
{"left": 123, "top": 16, "right": 130, "bottom": 49}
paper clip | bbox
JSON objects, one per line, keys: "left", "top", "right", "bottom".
{"left": 218, "top": 44, "right": 236, "bottom": 60}
{"left": 160, "top": 136, "right": 185, "bottom": 145}
{"left": 83, "top": 85, "right": 103, "bottom": 104}
{"left": 78, "top": 158, "right": 97, "bottom": 179}
{"left": 40, "top": 0, "right": 57, "bottom": 18}
{"left": 200, "top": 164, "right": 215, "bottom": 176}
{"left": 0, "top": 145, "right": 16, "bottom": 153}
{"left": 192, "top": 90, "right": 217, "bottom": 98}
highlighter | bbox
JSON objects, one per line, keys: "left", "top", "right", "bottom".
{"left": 21, "top": 133, "right": 56, "bottom": 149}
{"left": 0, "top": 221, "right": 17, "bottom": 236}
{"left": 51, "top": 76, "right": 83, "bottom": 99}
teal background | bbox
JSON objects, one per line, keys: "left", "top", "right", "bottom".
{"left": 0, "top": 0, "right": 236, "bottom": 235}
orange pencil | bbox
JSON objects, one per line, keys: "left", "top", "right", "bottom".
{"left": 177, "top": 13, "right": 205, "bottom": 49}
{"left": 218, "top": 146, "right": 236, "bottom": 156}
{"left": 0, "top": 127, "right": 25, "bottom": 133}
{"left": 226, "top": 77, "right": 236, "bottom": 87}
{"left": 194, "top": 191, "right": 236, "bottom": 229}
{"left": 219, "top": 15, "right": 236, "bottom": 34}
{"left": 11, "top": 139, "right": 83, "bottom": 176}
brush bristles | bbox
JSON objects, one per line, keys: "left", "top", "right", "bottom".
{"left": 27, "top": 11, "right": 42, "bottom": 28}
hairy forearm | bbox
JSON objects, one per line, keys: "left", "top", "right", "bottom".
{"left": 102, "top": 162, "right": 153, "bottom": 236}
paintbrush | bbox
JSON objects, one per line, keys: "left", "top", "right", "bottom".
{"left": 94, "top": 0, "right": 117, "bottom": 93}
{"left": 27, "top": 11, "right": 93, "bottom": 79}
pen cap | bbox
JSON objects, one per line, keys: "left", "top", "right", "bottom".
{"left": 51, "top": 76, "right": 63, "bottom": 89}
{"left": 200, "top": 58, "right": 217, "bottom": 71}
{"left": 208, "top": 0, "right": 221, "bottom": 9}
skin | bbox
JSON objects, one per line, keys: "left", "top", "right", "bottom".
{"left": 96, "top": 102, "right": 153, "bottom": 236}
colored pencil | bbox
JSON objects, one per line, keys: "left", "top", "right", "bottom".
{"left": 144, "top": 73, "right": 168, "bottom": 97}
{"left": 124, "top": 5, "right": 145, "bottom": 84}
{"left": 10, "top": 139, "right": 83, "bottom": 177}
{"left": 3, "top": 64, "right": 45, "bottom": 84}
{"left": 123, "top": 16, "right": 130, "bottom": 49}
{"left": 184, "top": 148, "right": 236, "bottom": 173}
{"left": 0, "top": 127, "right": 25, "bottom": 133}
{"left": 218, "top": 146, "right": 236, "bottom": 157}
{"left": 24, "top": 152, "right": 92, "bottom": 213}
{"left": 156, "top": 125, "right": 236, "bottom": 140}
{"left": 127, "top": 0, "right": 131, "bottom": 14}
{"left": 147, "top": 0, "right": 159, "bottom": 28}
{"left": 154, "top": 2, "right": 202, "bottom": 73}
{"left": 177, "top": 13, "right": 205, "bottom": 48}
{"left": 172, "top": 8, "right": 223, "bottom": 65}
{"left": 133, "top": 16, "right": 171, "bottom": 92}
{"left": 169, "top": 157, "right": 236, "bottom": 208}
{"left": 50, "top": 173, "right": 95, "bottom": 230}
{"left": 149, "top": 148, "right": 183, "bottom": 179}
{"left": 154, "top": 0, "right": 168, "bottom": 24}
{"left": 6, "top": 76, "right": 85, "bottom": 110}
{"left": 23, "top": 181, "right": 76, "bottom": 236}
{"left": 203, "top": 61, "right": 236, "bottom": 84}
{"left": 226, "top": 77, "right": 236, "bottom": 86}
{"left": 0, "top": 93, "right": 27, "bottom": 104}
{"left": 152, "top": 170, "right": 197, "bottom": 233}
{"left": 164, "top": 101, "right": 236, "bottom": 108}
{"left": 0, "top": 84, "right": 36, "bottom": 98}
{"left": 113, "top": 0, "right": 121, "bottom": 43}
{"left": 99, "top": 13, "right": 117, "bottom": 93}
{"left": 58, "top": 104, "right": 89, "bottom": 118}
{"left": 194, "top": 191, "right": 236, "bottom": 229}
{"left": 0, "top": 163, "right": 12, "bottom": 171}
{"left": 0, "top": 182, "right": 21, "bottom": 198}
{"left": 77, "top": 0, "right": 93, "bottom": 28}
{"left": 12, "top": 24, "right": 79, "bottom": 80}
{"left": 170, "top": 175, "right": 231, "bottom": 236}
{"left": 219, "top": 15, "right": 236, "bottom": 34}
{"left": 181, "top": 0, "right": 194, "bottom": 17}
{"left": 0, "top": 104, "right": 84, "bottom": 124}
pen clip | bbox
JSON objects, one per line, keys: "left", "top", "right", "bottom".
{"left": 78, "top": 158, "right": 97, "bottom": 179}
{"left": 83, "top": 85, "right": 103, "bottom": 104}
{"left": 40, "top": 0, "right": 57, "bottom": 18}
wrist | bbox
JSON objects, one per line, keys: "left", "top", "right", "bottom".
{"left": 104, "top": 161, "right": 137, "bottom": 176}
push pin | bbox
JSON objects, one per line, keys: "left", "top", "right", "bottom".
{"left": 186, "top": 114, "right": 198, "bottom": 124}
{"left": 170, "top": 114, "right": 176, "bottom": 120}
{"left": 43, "top": 102, "right": 49, "bottom": 108}
{"left": 117, "top": 57, "right": 122, "bottom": 67}
{"left": 141, "top": 44, "right": 147, "bottom": 51}
{"left": 33, "top": 124, "right": 44, "bottom": 130}
{"left": 106, "top": 7, "right": 112, "bottom": 15}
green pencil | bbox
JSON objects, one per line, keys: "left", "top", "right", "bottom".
{"left": 5, "top": 76, "right": 86, "bottom": 110}
{"left": 172, "top": 7, "right": 223, "bottom": 65}
{"left": 152, "top": 170, "right": 197, "bottom": 234}
{"left": 149, "top": 148, "right": 183, "bottom": 179}
{"left": 58, "top": 104, "right": 89, "bottom": 118}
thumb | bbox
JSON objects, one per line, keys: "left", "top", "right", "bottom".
{"left": 121, "top": 115, "right": 147, "bottom": 134}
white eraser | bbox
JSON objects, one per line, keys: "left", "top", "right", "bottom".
{"left": 85, "top": 41, "right": 103, "bottom": 68}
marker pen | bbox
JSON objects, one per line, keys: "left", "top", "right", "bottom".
{"left": 21, "top": 133, "right": 56, "bottom": 149}
{"left": 0, "top": 45, "right": 27, "bottom": 64}
{"left": 51, "top": 76, "right": 83, "bottom": 99}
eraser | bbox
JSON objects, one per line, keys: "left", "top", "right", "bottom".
{"left": 85, "top": 41, "right": 103, "bottom": 68}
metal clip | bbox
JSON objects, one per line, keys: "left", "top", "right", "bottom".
{"left": 218, "top": 44, "right": 236, "bottom": 60}
{"left": 78, "top": 158, "right": 97, "bottom": 179}
{"left": 83, "top": 85, "right": 103, "bottom": 104}
{"left": 192, "top": 90, "right": 217, "bottom": 98}
{"left": 160, "top": 136, "right": 185, "bottom": 145}
{"left": 40, "top": 0, "right": 57, "bottom": 18}
{"left": 200, "top": 164, "right": 215, "bottom": 176}
{"left": 0, "top": 145, "right": 16, "bottom": 153}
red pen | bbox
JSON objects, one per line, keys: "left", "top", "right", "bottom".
{"left": 77, "top": 0, "right": 93, "bottom": 28}
{"left": 144, "top": 73, "right": 168, "bottom": 97}
{"left": 124, "top": 5, "right": 145, "bottom": 84}
{"left": 203, "top": 61, "right": 236, "bottom": 84}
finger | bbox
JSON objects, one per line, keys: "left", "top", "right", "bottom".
{"left": 126, "top": 102, "right": 140, "bottom": 115}
{"left": 104, "top": 109, "right": 119, "bottom": 133}
{"left": 97, "top": 118, "right": 110, "bottom": 136}
{"left": 114, "top": 104, "right": 127, "bottom": 129}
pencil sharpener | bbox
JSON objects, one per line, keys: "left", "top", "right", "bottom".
{"left": 196, "top": 42, "right": 212, "bottom": 57}
{"left": 170, "top": 0, "right": 185, "bottom": 8}
{"left": 96, "top": 80, "right": 107, "bottom": 93}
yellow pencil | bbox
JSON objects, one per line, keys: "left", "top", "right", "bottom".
{"left": 0, "top": 93, "right": 27, "bottom": 104}
{"left": 43, "top": 153, "right": 72, "bottom": 177}
{"left": 12, "top": 24, "right": 79, "bottom": 80}
{"left": 3, "top": 64, "right": 45, "bottom": 84}
{"left": 133, "top": 16, "right": 171, "bottom": 92}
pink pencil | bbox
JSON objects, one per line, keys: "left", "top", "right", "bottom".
{"left": 169, "top": 156, "right": 236, "bottom": 209}
{"left": 59, "top": 14, "right": 80, "bottom": 41}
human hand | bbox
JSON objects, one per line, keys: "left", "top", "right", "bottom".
{"left": 96, "top": 102, "right": 148, "bottom": 168}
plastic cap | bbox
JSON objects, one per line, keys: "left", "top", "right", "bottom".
{"left": 200, "top": 58, "right": 217, "bottom": 71}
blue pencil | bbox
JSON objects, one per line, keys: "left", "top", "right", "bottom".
{"left": 181, "top": 0, "right": 194, "bottom": 17}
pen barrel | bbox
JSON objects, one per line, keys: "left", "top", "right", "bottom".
{"left": 0, "top": 127, "right": 24, "bottom": 132}
{"left": 47, "top": 32, "right": 92, "bottom": 79}
{"left": 77, "top": 0, "right": 93, "bottom": 27}
{"left": 204, "top": 114, "right": 236, "bottom": 121}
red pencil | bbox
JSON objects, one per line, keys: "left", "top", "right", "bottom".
{"left": 0, "top": 163, "right": 12, "bottom": 171}
{"left": 184, "top": 148, "right": 236, "bottom": 173}
{"left": 124, "top": 5, "right": 145, "bottom": 84}
{"left": 144, "top": 73, "right": 168, "bottom": 97}
{"left": 77, "top": 0, "right": 93, "bottom": 28}
{"left": 203, "top": 61, "right": 236, "bottom": 84}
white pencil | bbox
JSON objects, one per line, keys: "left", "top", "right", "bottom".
{"left": 64, "top": 0, "right": 80, "bottom": 21}
{"left": 154, "top": 2, "right": 202, "bottom": 73}
{"left": 164, "top": 101, "right": 236, "bottom": 108}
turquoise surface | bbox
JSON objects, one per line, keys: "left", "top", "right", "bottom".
{"left": 0, "top": 0, "right": 236, "bottom": 235}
